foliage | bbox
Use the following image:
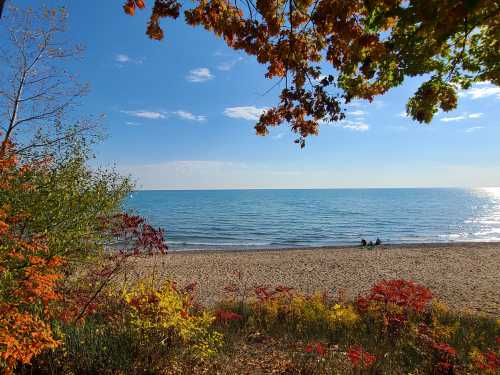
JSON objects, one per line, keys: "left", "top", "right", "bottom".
{"left": 123, "top": 279, "right": 223, "bottom": 360}
{"left": 0, "top": 147, "right": 132, "bottom": 269}
{"left": 347, "top": 345, "right": 376, "bottom": 370}
{"left": 0, "top": 135, "right": 166, "bottom": 372}
{"left": 211, "top": 278, "right": 499, "bottom": 374}
{"left": 0, "top": 141, "right": 62, "bottom": 373}
{"left": 16, "top": 274, "right": 500, "bottom": 374}
{"left": 0, "top": 6, "right": 169, "bottom": 373}
{"left": 124, "top": 0, "right": 499, "bottom": 146}
{"left": 32, "top": 278, "right": 223, "bottom": 374}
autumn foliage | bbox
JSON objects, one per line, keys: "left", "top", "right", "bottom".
{"left": 0, "top": 141, "right": 62, "bottom": 373}
{"left": 347, "top": 345, "right": 376, "bottom": 370}
{"left": 0, "top": 135, "right": 167, "bottom": 373}
{"left": 124, "top": 0, "right": 499, "bottom": 146}
{"left": 208, "top": 276, "right": 499, "bottom": 374}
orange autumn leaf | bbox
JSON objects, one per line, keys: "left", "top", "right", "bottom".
{"left": 1, "top": 137, "right": 63, "bottom": 372}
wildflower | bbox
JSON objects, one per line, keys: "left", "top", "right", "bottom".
{"left": 347, "top": 345, "right": 376, "bottom": 369}
{"left": 315, "top": 342, "right": 326, "bottom": 357}
{"left": 304, "top": 342, "right": 327, "bottom": 357}
{"left": 328, "top": 303, "right": 359, "bottom": 327}
{"left": 432, "top": 318, "right": 459, "bottom": 341}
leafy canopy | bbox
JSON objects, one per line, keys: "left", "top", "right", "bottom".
{"left": 123, "top": 0, "right": 499, "bottom": 146}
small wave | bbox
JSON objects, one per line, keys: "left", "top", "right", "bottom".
{"left": 473, "top": 229, "right": 500, "bottom": 236}
{"left": 168, "top": 240, "right": 272, "bottom": 247}
{"left": 438, "top": 234, "right": 463, "bottom": 239}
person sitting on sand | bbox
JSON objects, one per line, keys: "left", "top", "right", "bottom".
{"left": 375, "top": 238, "right": 382, "bottom": 246}
{"left": 368, "top": 240, "right": 374, "bottom": 246}
{"left": 361, "top": 239, "right": 367, "bottom": 246}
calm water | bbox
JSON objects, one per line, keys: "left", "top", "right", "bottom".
{"left": 124, "top": 188, "right": 500, "bottom": 251}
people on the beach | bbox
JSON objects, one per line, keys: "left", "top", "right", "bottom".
{"left": 361, "top": 238, "right": 382, "bottom": 247}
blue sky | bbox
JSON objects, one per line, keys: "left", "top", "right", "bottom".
{"left": 13, "top": 1, "right": 500, "bottom": 189}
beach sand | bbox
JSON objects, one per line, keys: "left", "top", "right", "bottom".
{"left": 131, "top": 242, "right": 500, "bottom": 316}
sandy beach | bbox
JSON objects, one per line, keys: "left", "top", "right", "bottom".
{"left": 132, "top": 242, "right": 500, "bottom": 316}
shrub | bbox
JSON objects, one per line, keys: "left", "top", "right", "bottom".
{"left": 123, "top": 279, "right": 223, "bottom": 360}
{"left": 347, "top": 345, "right": 377, "bottom": 370}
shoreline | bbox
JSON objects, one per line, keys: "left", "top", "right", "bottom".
{"left": 132, "top": 242, "right": 500, "bottom": 316}
{"left": 166, "top": 240, "right": 500, "bottom": 254}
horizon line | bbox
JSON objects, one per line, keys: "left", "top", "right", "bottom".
{"left": 131, "top": 186, "right": 500, "bottom": 192}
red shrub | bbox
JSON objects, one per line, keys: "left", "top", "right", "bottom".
{"left": 305, "top": 342, "right": 327, "bottom": 357}
{"left": 364, "top": 279, "right": 433, "bottom": 313}
{"left": 347, "top": 345, "right": 376, "bottom": 369}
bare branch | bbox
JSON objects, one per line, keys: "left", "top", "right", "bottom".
{"left": 0, "top": 5, "right": 94, "bottom": 159}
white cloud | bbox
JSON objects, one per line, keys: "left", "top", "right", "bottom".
{"left": 321, "top": 118, "right": 369, "bottom": 131}
{"left": 349, "top": 110, "right": 366, "bottom": 117}
{"left": 115, "top": 54, "right": 130, "bottom": 63}
{"left": 116, "top": 160, "right": 500, "bottom": 189}
{"left": 217, "top": 57, "right": 243, "bottom": 71}
{"left": 115, "top": 54, "right": 144, "bottom": 65}
{"left": 440, "top": 115, "right": 466, "bottom": 122}
{"left": 475, "top": 81, "right": 492, "bottom": 85}
{"left": 122, "top": 109, "right": 208, "bottom": 122}
{"left": 459, "top": 83, "right": 500, "bottom": 100}
{"left": 346, "top": 99, "right": 383, "bottom": 109}
{"left": 125, "top": 121, "right": 140, "bottom": 126}
{"left": 186, "top": 68, "right": 214, "bottom": 82}
{"left": 398, "top": 111, "right": 409, "bottom": 118}
{"left": 224, "top": 106, "right": 268, "bottom": 120}
{"left": 440, "top": 112, "right": 483, "bottom": 122}
{"left": 467, "top": 86, "right": 500, "bottom": 99}
{"left": 119, "top": 160, "right": 306, "bottom": 190}
{"left": 342, "top": 121, "right": 369, "bottom": 132}
{"left": 121, "top": 110, "right": 167, "bottom": 120}
{"left": 465, "top": 126, "right": 484, "bottom": 133}
{"left": 346, "top": 100, "right": 363, "bottom": 108}
{"left": 173, "top": 110, "right": 207, "bottom": 122}
{"left": 468, "top": 113, "right": 483, "bottom": 119}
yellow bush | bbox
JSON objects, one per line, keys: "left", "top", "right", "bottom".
{"left": 327, "top": 303, "right": 359, "bottom": 327}
{"left": 290, "top": 293, "right": 329, "bottom": 324}
{"left": 123, "top": 280, "right": 223, "bottom": 359}
{"left": 431, "top": 318, "right": 459, "bottom": 341}
{"left": 432, "top": 300, "right": 450, "bottom": 316}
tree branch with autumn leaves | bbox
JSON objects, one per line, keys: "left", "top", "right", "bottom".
{"left": 123, "top": 0, "right": 499, "bottom": 146}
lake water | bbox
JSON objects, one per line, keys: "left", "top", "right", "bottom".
{"left": 124, "top": 188, "right": 500, "bottom": 251}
